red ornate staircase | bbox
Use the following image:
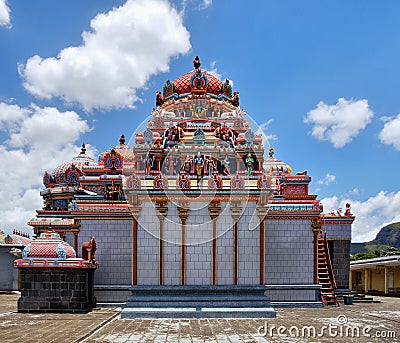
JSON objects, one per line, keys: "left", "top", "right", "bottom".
{"left": 317, "top": 229, "right": 340, "bottom": 306}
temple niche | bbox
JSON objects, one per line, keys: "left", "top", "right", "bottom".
{"left": 29, "top": 56, "right": 354, "bottom": 314}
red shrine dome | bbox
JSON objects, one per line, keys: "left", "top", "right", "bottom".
{"left": 22, "top": 231, "right": 76, "bottom": 260}
{"left": 43, "top": 144, "right": 96, "bottom": 187}
{"left": 173, "top": 71, "right": 223, "bottom": 95}
{"left": 157, "top": 55, "right": 235, "bottom": 102}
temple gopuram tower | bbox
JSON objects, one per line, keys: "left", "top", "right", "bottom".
{"left": 30, "top": 56, "right": 354, "bottom": 311}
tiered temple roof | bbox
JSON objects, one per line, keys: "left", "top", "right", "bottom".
{"left": 35, "top": 56, "right": 322, "bottom": 227}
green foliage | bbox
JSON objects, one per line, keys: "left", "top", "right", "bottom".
{"left": 350, "top": 245, "right": 400, "bottom": 261}
{"left": 351, "top": 222, "right": 400, "bottom": 255}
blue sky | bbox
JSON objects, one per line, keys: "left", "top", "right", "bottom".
{"left": 1, "top": 0, "right": 400, "bottom": 242}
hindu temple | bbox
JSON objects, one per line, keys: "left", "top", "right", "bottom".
{"left": 28, "top": 56, "right": 355, "bottom": 315}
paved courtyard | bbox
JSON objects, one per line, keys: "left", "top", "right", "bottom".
{"left": 0, "top": 292, "right": 399, "bottom": 342}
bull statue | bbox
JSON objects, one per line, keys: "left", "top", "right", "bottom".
{"left": 82, "top": 236, "right": 97, "bottom": 262}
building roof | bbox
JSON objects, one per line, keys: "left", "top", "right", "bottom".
{"left": 21, "top": 230, "right": 75, "bottom": 260}
{"left": 44, "top": 144, "right": 96, "bottom": 187}
{"left": 173, "top": 70, "right": 223, "bottom": 96}
{"left": 351, "top": 255, "right": 400, "bottom": 269}
{"left": 0, "top": 234, "right": 30, "bottom": 246}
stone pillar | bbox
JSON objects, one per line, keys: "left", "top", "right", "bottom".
{"left": 349, "top": 269, "right": 353, "bottom": 290}
{"left": 155, "top": 155, "right": 162, "bottom": 172}
{"left": 257, "top": 206, "right": 268, "bottom": 285}
{"left": 311, "top": 218, "right": 322, "bottom": 284}
{"left": 156, "top": 202, "right": 168, "bottom": 285}
{"left": 178, "top": 206, "right": 189, "bottom": 285}
{"left": 384, "top": 267, "right": 389, "bottom": 294}
{"left": 236, "top": 158, "right": 241, "bottom": 173}
{"left": 209, "top": 203, "right": 221, "bottom": 285}
{"left": 130, "top": 206, "right": 141, "bottom": 285}
{"left": 364, "top": 269, "right": 369, "bottom": 293}
{"left": 230, "top": 202, "right": 242, "bottom": 285}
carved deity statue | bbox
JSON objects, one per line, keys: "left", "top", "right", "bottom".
{"left": 156, "top": 91, "right": 164, "bottom": 107}
{"left": 220, "top": 79, "right": 232, "bottom": 98}
{"left": 245, "top": 153, "right": 254, "bottom": 176}
{"left": 214, "top": 124, "right": 236, "bottom": 147}
{"left": 231, "top": 91, "right": 240, "bottom": 107}
{"left": 205, "top": 156, "right": 216, "bottom": 176}
{"left": 193, "top": 55, "right": 201, "bottom": 70}
{"left": 194, "top": 152, "right": 204, "bottom": 186}
{"left": 162, "top": 124, "right": 184, "bottom": 147}
{"left": 182, "top": 155, "right": 192, "bottom": 175}
{"left": 144, "top": 154, "right": 154, "bottom": 175}
{"left": 222, "top": 156, "right": 231, "bottom": 175}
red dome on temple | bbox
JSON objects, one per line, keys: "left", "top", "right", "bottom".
{"left": 173, "top": 71, "right": 223, "bottom": 95}
{"left": 22, "top": 231, "right": 76, "bottom": 260}
{"left": 44, "top": 144, "right": 96, "bottom": 187}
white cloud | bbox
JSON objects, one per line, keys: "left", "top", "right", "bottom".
{"left": 317, "top": 173, "right": 336, "bottom": 185}
{"left": 379, "top": 114, "right": 400, "bottom": 151}
{"left": 0, "top": 0, "right": 11, "bottom": 28}
{"left": 207, "top": 60, "right": 222, "bottom": 80}
{"left": 181, "top": 0, "right": 212, "bottom": 13}
{"left": 304, "top": 98, "right": 373, "bottom": 148}
{"left": 199, "top": 0, "right": 212, "bottom": 10}
{"left": 0, "top": 103, "right": 92, "bottom": 234}
{"left": 256, "top": 120, "right": 278, "bottom": 149}
{"left": 321, "top": 191, "right": 400, "bottom": 243}
{"left": 19, "top": 0, "right": 191, "bottom": 111}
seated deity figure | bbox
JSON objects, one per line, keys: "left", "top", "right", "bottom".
{"left": 162, "top": 123, "right": 184, "bottom": 148}
{"left": 214, "top": 124, "right": 236, "bottom": 147}
{"left": 162, "top": 157, "right": 171, "bottom": 175}
{"left": 182, "top": 155, "right": 192, "bottom": 175}
{"left": 155, "top": 91, "right": 164, "bottom": 107}
{"left": 344, "top": 203, "right": 352, "bottom": 216}
{"left": 231, "top": 91, "right": 240, "bottom": 107}
{"left": 245, "top": 153, "right": 254, "bottom": 176}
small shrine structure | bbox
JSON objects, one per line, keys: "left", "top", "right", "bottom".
{"left": 15, "top": 231, "right": 97, "bottom": 313}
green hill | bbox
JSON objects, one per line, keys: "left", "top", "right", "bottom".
{"left": 350, "top": 222, "right": 400, "bottom": 256}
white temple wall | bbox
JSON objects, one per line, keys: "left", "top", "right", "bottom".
{"left": 216, "top": 203, "right": 234, "bottom": 284}
{"left": 137, "top": 202, "right": 159, "bottom": 285}
{"left": 77, "top": 206, "right": 316, "bottom": 291}
{"left": 264, "top": 219, "right": 314, "bottom": 284}
{"left": 185, "top": 202, "right": 212, "bottom": 285}
{"left": 238, "top": 202, "right": 260, "bottom": 284}
{"left": 163, "top": 203, "right": 181, "bottom": 285}
{"left": 79, "top": 219, "right": 133, "bottom": 286}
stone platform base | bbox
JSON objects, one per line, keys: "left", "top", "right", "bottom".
{"left": 94, "top": 284, "right": 131, "bottom": 304}
{"left": 265, "top": 284, "right": 322, "bottom": 308}
{"left": 121, "top": 285, "right": 276, "bottom": 319}
{"left": 18, "top": 268, "right": 96, "bottom": 313}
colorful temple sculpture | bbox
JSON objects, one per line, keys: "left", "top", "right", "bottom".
{"left": 14, "top": 231, "right": 97, "bottom": 312}
{"left": 29, "top": 56, "right": 354, "bottom": 314}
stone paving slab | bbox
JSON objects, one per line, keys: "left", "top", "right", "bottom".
{"left": 0, "top": 293, "right": 400, "bottom": 342}
{"left": 0, "top": 293, "right": 119, "bottom": 343}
